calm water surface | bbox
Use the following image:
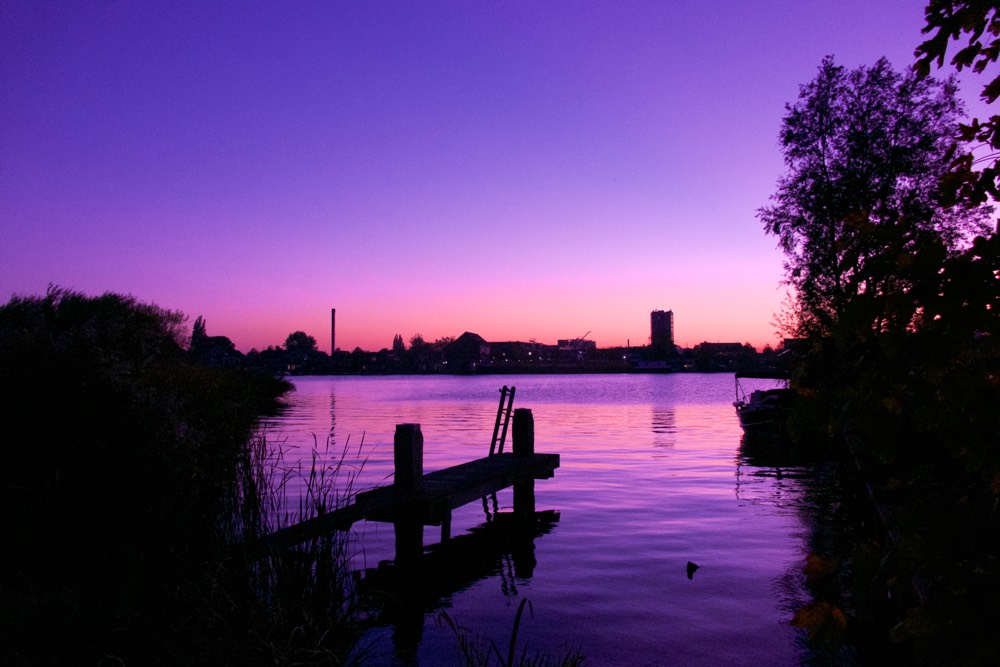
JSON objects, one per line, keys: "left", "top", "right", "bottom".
{"left": 267, "top": 374, "right": 837, "bottom": 665}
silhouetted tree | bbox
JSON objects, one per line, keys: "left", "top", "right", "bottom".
{"left": 759, "top": 56, "right": 990, "bottom": 339}
{"left": 0, "top": 287, "right": 289, "bottom": 664}
{"left": 246, "top": 345, "right": 287, "bottom": 374}
{"left": 762, "top": 37, "right": 1000, "bottom": 663}
{"left": 916, "top": 1, "right": 1000, "bottom": 205}
{"left": 190, "top": 315, "right": 242, "bottom": 366}
{"left": 192, "top": 314, "right": 207, "bottom": 346}
{"left": 285, "top": 330, "right": 317, "bottom": 353}
{"left": 350, "top": 346, "right": 368, "bottom": 373}
{"left": 408, "top": 333, "right": 443, "bottom": 372}
{"left": 282, "top": 330, "right": 315, "bottom": 372}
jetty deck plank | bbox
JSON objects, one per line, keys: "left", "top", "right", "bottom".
{"left": 260, "top": 452, "right": 559, "bottom": 551}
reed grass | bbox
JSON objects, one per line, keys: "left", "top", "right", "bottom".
{"left": 439, "top": 598, "right": 587, "bottom": 667}
{"left": 182, "top": 428, "right": 378, "bottom": 666}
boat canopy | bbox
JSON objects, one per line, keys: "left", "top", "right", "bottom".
{"left": 734, "top": 370, "right": 790, "bottom": 380}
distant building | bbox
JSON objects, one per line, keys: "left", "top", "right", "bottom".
{"left": 330, "top": 308, "right": 336, "bottom": 355}
{"left": 695, "top": 342, "right": 744, "bottom": 354}
{"left": 490, "top": 340, "right": 550, "bottom": 364}
{"left": 692, "top": 341, "right": 754, "bottom": 372}
{"left": 557, "top": 338, "right": 596, "bottom": 351}
{"left": 444, "top": 332, "right": 490, "bottom": 371}
{"left": 557, "top": 336, "right": 596, "bottom": 362}
{"left": 650, "top": 310, "right": 675, "bottom": 357}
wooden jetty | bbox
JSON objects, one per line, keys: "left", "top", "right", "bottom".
{"left": 261, "top": 408, "right": 559, "bottom": 561}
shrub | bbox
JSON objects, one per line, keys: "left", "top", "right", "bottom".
{"left": 0, "top": 287, "right": 291, "bottom": 664}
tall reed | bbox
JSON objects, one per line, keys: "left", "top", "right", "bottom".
{"left": 439, "top": 598, "right": 587, "bottom": 667}
{"left": 188, "top": 426, "right": 376, "bottom": 665}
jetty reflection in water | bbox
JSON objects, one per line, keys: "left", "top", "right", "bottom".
{"left": 357, "top": 506, "right": 559, "bottom": 660}
{"left": 272, "top": 374, "right": 846, "bottom": 665}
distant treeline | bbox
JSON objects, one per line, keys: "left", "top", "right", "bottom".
{"left": 196, "top": 323, "right": 785, "bottom": 376}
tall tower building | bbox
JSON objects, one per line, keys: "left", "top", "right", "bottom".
{"left": 650, "top": 309, "right": 674, "bottom": 357}
{"left": 330, "top": 308, "right": 336, "bottom": 355}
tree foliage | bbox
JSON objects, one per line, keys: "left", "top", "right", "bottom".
{"left": 192, "top": 314, "right": 207, "bottom": 344}
{"left": 0, "top": 287, "right": 291, "bottom": 663}
{"left": 284, "top": 330, "right": 317, "bottom": 353}
{"left": 766, "top": 32, "right": 1000, "bottom": 661}
{"left": 392, "top": 333, "right": 406, "bottom": 356}
{"left": 190, "top": 315, "right": 242, "bottom": 366}
{"left": 759, "top": 55, "right": 990, "bottom": 339}
{"left": 916, "top": 0, "right": 1000, "bottom": 205}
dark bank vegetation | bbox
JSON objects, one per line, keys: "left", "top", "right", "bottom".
{"left": 0, "top": 287, "right": 378, "bottom": 664}
{"left": 762, "top": 11, "right": 1000, "bottom": 662}
{"left": 0, "top": 288, "right": 585, "bottom": 665}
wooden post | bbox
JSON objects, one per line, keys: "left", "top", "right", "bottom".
{"left": 512, "top": 408, "right": 534, "bottom": 458}
{"left": 394, "top": 517, "right": 423, "bottom": 566}
{"left": 394, "top": 423, "right": 423, "bottom": 490}
{"left": 393, "top": 424, "right": 424, "bottom": 565}
{"left": 441, "top": 508, "right": 452, "bottom": 542}
{"left": 512, "top": 409, "right": 535, "bottom": 518}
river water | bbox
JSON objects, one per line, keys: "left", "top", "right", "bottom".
{"left": 265, "top": 373, "right": 848, "bottom": 665}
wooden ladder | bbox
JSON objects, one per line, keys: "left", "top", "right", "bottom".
{"left": 489, "top": 385, "right": 516, "bottom": 456}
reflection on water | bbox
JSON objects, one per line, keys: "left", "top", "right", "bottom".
{"left": 265, "top": 374, "right": 846, "bottom": 665}
{"left": 650, "top": 406, "right": 676, "bottom": 450}
{"left": 357, "top": 510, "right": 560, "bottom": 660}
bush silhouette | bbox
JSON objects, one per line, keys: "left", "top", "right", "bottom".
{"left": 0, "top": 287, "right": 290, "bottom": 663}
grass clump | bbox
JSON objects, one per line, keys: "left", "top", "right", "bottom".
{"left": 181, "top": 431, "right": 373, "bottom": 665}
{"left": 439, "top": 598, "right": 587, "bottom": 667}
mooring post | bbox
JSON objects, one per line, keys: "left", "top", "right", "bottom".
{"left": 393, "top": 423, "right": 424, "bottom": 565}
{"left": 440, "top": 508, "right": 452, "bottom": 543}
{"left": 394, "top": 423, "right": 423, "bottom": 491}
{"left": 512, "top": 408, "right": 534, "bottom": 458}
{"left": 512, "top": 408, "right": 536, "bottom": 518}
{"left": 394, "top": 518, "right": 423, "bottom": 567}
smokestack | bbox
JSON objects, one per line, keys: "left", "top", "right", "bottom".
{"left": 331, "top": 308, "right": 336, "bottom": 355}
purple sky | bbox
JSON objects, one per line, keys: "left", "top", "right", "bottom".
{"left": 1, "top": 1, "right": 985, "bottom": 353}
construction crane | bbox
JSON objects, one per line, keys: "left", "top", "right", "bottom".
{"left": 558, "top": 331, "right": 593, "bottom": 353}
{"left": 569, "top": 331, "right": 591, "bottom": 350}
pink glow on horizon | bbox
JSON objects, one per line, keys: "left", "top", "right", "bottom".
{"left": 2, "top": 1, "right": 982, "bottom": 355}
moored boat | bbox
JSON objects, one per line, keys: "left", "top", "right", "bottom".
{"left": 734, "top": 372, "right": 794, "bottom": 437}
